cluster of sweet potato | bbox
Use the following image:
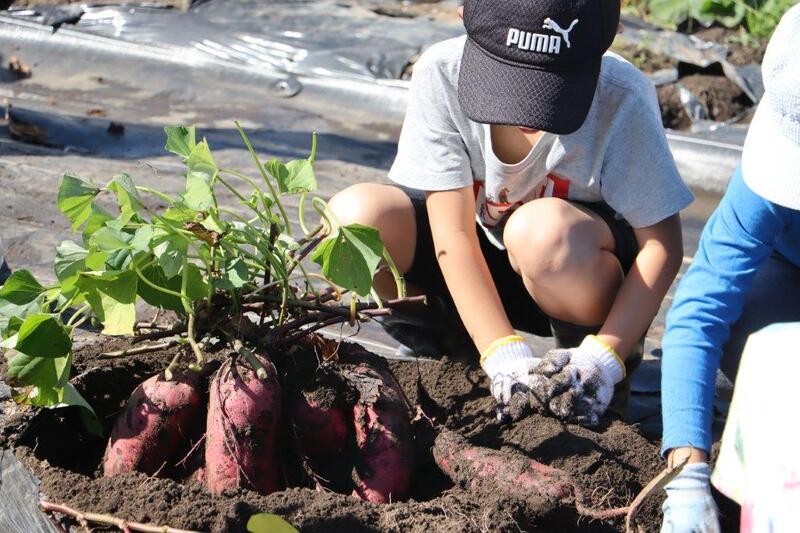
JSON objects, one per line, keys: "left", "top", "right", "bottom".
{"left": 103, "top": 353, "right": 414, "bottom": 504}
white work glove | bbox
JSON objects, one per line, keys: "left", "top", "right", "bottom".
{"left": 480, "top": 335, "right": 540, "bottom": 405}
{"left": 528, "top": 335, "right": 625, "bottom": 426}
{"left": 661, "top": 463, "right": 721, "bottom": 533}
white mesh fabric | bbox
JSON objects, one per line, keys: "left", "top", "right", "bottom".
{"left": 742, "top": 4, "right": 800, "bottom": 210}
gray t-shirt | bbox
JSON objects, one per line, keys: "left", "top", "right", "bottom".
{"left": 389, "top": 36, "right": 694, "bottom": 248}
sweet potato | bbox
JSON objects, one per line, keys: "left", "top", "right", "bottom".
{"left": 290, "top": 388, "right": 350, "bottom": 460}
{"left": 104, "top": 371, "right": 203, "bottom": 477}
{"left": 350, "top": 364, "right": 414, "bottom": 503}
{"left": 205, "top": 354, "right": 283, "bottom": 495}
{"left": 432, "top": 428, "right": 630, "bottom": 520}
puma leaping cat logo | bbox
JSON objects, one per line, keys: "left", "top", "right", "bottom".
{"left": 542, "top": 18, "right": 579, "bottom": 49}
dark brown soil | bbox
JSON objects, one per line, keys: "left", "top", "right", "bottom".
{"left": 611, "top": 41, "right": 678, "bottom": 73}
{"left": 3, "top": 328, "right": 745, "bottom": 532}
{"left": 692, "top": 27, "right": 768, "bottom": 66}
{"left": 0, "top": 333, "right": 671, "bottom": 533}
{"left": 657, "top": 84, "right": 692, "bottom": 130}
{"left": 680, "top": 72, "right": 752, "bottom": 122}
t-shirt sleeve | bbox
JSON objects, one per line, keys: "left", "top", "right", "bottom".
{"left": 599, "top": 85, "right": 694, "bottom": 228}
{"left": 388, "top": 49, "right": 473, "bottom": 191}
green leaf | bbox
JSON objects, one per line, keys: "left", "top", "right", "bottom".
{"left": 76, "top": 271, "right": 138, "bottom": 335}
{"left": 136, "top": 265, "right": 184, "bottom": 312}
{"left": 247, "top": 513, "right": 298, "bottom": 533}
{"left": 55, "top": 241, "right": 88, "bottom": 291}
{"left": 108, "top": 174, "right": 144, "bottom": 224}
{"left": 57, "top": 174, "right": 99, "bottom": 231}
{"left": 183, "top": 171, "right": 214, "bottom": 211}
{"left": 57, "top": 383, "right": 102, "bottom": 435}
{"left": 201, "top": 212, "right": 226, "bottom": 234}
{"left": 282, "top": 159, "right": 317, "bottom": 194}
{"left": 0, "top": 270, "right": 44, "bottom": 305}
{"left": 163, "top": 201, "right": 197, "bottom": 223}
{"left": 89, "top": 226, "right": 133, "bottom": 252}
{"left": 311, "top": 224, "right": 384, "bottom": 297}
{"left": 129, "top": 226, "right": 155, "bottom": 254}
{"left": 265, "top": 159, "right": 289, "bottom": 191}
{"left": 214, "top": 258, "right": 250, "bottom": 290}
{"left": 267, "top": 157, "right": 317, "bottom": 194}
{"left": 152, "top": 231, "right": 188, "bottom": 278}
{"left": 185, "top": 263, "right": 210, "bottom": 301}
{"left": 6, "top": 352, "right": 70, "bottom": 390}
{"left": 187, "top": 139, "right": 218, "bottom": 181}
{"left": 14, "top": 313, "right": 71, "bottom": 358}
{"left": 81, "top": 203, "right": 114, "bottom": 245}
{"left": 0, "top": 297, "right": 46, "bottom": 339}
{"left": 164, "top": 125, "right": 197, "bottom": 159}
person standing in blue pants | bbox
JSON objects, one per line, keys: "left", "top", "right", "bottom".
{"left": 659, "top": 6, "right": 800, "bottom": 532}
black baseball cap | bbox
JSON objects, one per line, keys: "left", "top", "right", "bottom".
{"left": 459, "top": 0, "right": 620, "bottom": 134}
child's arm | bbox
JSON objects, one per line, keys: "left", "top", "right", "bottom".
{"left": 426, "top": 186, "right": 540, "bottom": 406}
{"left": 596, "top": 212, "right": 683, "bottom": 359}
{"left": 425, "top": 186, "right": 514, "bottom": 352}
{"left": 527, "top": 213, "right": 683, "bottom": 426}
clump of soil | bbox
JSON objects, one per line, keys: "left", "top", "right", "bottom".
{"left": 611, "top": 41, "right": 678, "bottom": 73}
{"left": 679, "top": 72, "right": 753, "bottom": 122}
{"left": 2, "top": 334, "right": 668, "bottom": 532}
{"left": 692, "top": 27, "right": 768, "bottom": 66}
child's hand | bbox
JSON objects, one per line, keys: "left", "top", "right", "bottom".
{"left": 661, "top": 463, "right": 720, "bottom": 533}
{"left": 528, "top": 336, "right": 625, "bottom": 426}
{"left": 480, "top": 336, "right": 540, "bottom": 405}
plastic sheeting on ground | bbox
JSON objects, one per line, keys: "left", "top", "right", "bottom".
{"left": 0, "top": 1, "right": 753, "bottom": 191}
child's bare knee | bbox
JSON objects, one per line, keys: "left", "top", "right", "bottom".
{"left": 328, "top": 183, "right": 386, "bottom": 227}
{"left": 504, "top": 199, "right": 578, "bottom": 279}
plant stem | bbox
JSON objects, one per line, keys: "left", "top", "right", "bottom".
{"left": 186, "top": 312, "right": 205, "bottom": 369}
{"left": 100, "top": 340, "right": 179, "bottom": 358}
{"left": 282, "top": 315, "right": 350, "bottom": 344}
{"left": 65, "top": 303, "right": 91, "bottom": 328}
{"left": 216, "top": 174, "right": 273, "bottom": 229}
{"left": 39, "top": 501, "right": 201, "bottom": 533}
{"left": 233, "top": 339, "right": 267, "bottom": 380}
{"left": 132, "top": 263, "right": 185, "bottom": 300}
{"left": 382, "top": 248, "right": 407, "bottom": 299}
{"left": 298, "top": 192, "right": 310, "bottom": 236}
{"left": 234, "top": 121, "right": 293, "bottom": 237}
{"left": 132, "top": 323, "right": 186, "bottom": 344}
{"left": 135, "top": 186, "right": 175, "bottom": 204}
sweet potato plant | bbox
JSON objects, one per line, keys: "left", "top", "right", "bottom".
{"left": 0, "top": 124, "right": 416, "bottom": 501}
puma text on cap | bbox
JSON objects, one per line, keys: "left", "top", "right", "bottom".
{"left": 458, "top": 0, "right": 620, "bottom": 134}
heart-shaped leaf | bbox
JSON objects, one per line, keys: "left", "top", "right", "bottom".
{"left": 311, "top": 224, "right": 384, "bottom": 297}
{"left": 14, "top": 313, "right": 71, "bottom": 358}
{"left": 58, "top": 174, "right": 99, "bottom": 232}
{"left": 0, "top": 269, "right": 44, "bottom": 305}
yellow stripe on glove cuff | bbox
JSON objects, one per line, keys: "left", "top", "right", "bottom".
{"left": 586, "top": 335, "right": 627, "bottom": 380}
{"left": 480, "top": 335, "right": 525, "bottom": 366}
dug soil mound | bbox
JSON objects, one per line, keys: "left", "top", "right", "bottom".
{"left": 1, "top": 334, "right": 667, "bottom": 532}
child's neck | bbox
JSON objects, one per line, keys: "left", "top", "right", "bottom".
{"left": 490, "top": 124, "right": 545, "bottom": 164}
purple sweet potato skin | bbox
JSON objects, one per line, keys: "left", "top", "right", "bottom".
{"left": 290, "top": 392, "right": 350, "bottom": 460}
{"left": 351, "top": 365, "right": 414, "bottom": 503}
{"left": 103, "top": 372, "right": 203, "bottom": 477}
{"left": 205, "top": 355, "right": 283, "bottom": 495}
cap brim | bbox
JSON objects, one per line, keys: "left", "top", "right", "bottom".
{"left": 741, "top": 94, "right": 800, "bottom": 210}
{"left": 458, "top": 37, "right": 600, "bottom": 135}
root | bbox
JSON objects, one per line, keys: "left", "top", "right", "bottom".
{"left": 100, "top": 340, "right": 178, "bottom": 358}
{"left": 39, "top": 501, "right": 201, "bottom": 533}
{"left": 624, "top": 454, "right": 690, "bottom": 533}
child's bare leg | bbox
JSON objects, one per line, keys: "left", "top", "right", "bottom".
{"left": 503, "top": 197, "right": 623, "bottom": 326}
{"left": 327, "top": 183, "right": 418, "bottom": 298}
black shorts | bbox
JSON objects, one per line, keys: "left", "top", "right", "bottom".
{"left": 397, "top": 185, "right": 639, "bottom": 337}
